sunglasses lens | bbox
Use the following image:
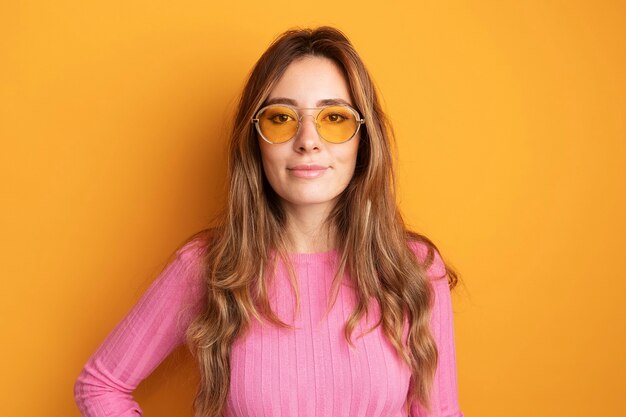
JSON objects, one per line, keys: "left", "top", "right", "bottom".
{"left": 317, "top": 106, "right": 359, "bottom": 143}
{"left": 257, "top": 105, "right": 299, "bottom": 143}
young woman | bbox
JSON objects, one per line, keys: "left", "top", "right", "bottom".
{"left": 75, "top": 27, "right": 464, "bottom": 417}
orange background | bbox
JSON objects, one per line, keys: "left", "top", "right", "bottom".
{"left": 2, "top": 1, "right": 625, "bottom": 416}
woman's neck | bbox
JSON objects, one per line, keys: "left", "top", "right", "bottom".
{"left": 283, "top": 202, "right": 336, "bottom": 253}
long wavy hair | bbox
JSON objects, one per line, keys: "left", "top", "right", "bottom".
{"left": 186, "top": 26, "right": 458, "bottom": 417}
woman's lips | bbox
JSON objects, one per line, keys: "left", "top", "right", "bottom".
{"left": 287, "top": 164, "right": 329, "bottom": 178}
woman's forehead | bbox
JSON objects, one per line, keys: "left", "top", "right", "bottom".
{"left": 267, "top": 56, "right": 353, "bottom": 107}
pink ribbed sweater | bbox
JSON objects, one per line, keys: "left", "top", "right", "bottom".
{"left": 74, "top": 238, "right": 463, "bottom": 417}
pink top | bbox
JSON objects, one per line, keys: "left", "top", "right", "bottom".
{"left": 74, "top": 238, "right": 464, "bottom": 417}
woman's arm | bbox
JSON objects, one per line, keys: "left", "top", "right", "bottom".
{"left": 74, "top": 238, "right": 206, "bottom": 417}
{"left": 410, "top": 244, "right": 464, "bottom": 417}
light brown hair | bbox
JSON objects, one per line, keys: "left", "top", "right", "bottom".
{"left": 186, "top": 26, "right": 458, "bottom": 417}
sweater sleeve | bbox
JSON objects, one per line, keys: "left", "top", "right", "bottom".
{"left": 409, "top": 243, "right": 464, "bottom": 417}
{"left": 74, "top": 239, "right": 207, "bottom": 417}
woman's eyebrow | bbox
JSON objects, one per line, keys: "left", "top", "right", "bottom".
{"left": 264, "top": 97, "right": 298, "bottom": 106}
{"left": 317, "top": 98, "right": 352, "bottom": 107}
{"left": 263, "top": 97, "right": 354, "bottom": 107}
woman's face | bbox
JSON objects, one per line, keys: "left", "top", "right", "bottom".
{"left": 257, "top": 56, "right": 360, "bottom": 214}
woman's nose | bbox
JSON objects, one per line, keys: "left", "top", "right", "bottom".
{"left": 293, "top": 114, "right": 322, "bottom": 151}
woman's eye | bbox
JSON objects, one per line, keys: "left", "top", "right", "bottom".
{"left": 326, "top": 113, "right": 346, "bottom": 123}
{"left": 270, "top": 114, "right": 293, "bottom": 123}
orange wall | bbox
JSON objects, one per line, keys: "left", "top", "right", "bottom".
{"left": 2, "top": 1, "right": 625, "bottom": 416}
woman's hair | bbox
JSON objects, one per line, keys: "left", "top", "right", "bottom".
{"left": 186, "top": 26, "right": 458, "bottom": 417}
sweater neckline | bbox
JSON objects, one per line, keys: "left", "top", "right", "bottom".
{"left": 286, "top": 249, "right": 339, "bottom": 264}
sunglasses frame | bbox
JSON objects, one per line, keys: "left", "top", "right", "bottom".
{"left": 251, "top": 103, "right": 365, "bottom": 144}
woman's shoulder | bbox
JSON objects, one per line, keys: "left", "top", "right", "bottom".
{"left": 406, "top": 234, "right": 447, "bottom": 282}
{"left": 174, "top": 229, "right": 212, "bottom": 263}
